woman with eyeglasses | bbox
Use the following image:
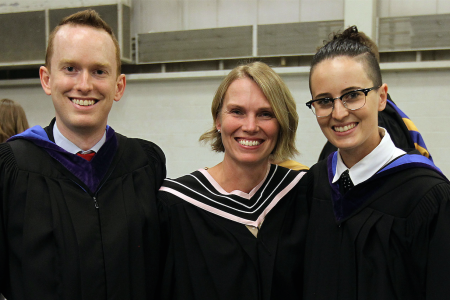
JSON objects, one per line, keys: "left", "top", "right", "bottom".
{"left": 303, "top": 26, "right": 450, "bottom": 300}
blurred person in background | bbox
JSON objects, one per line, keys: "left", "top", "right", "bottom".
{"left": 0, "top": 98, "right": 29, "bottom": 143}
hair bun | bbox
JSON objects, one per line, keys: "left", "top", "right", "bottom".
{"left": 310, "top": 25, "right": 382, "bottom": 87}
{"left": 328, "top": 25, "right": 379, "bottom": 60}
{"left": 334, "top": 26, "right": 361, "bottom": 42}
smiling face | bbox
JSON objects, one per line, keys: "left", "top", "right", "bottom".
{"left": 216, "top": 77, "right": 280, "bottom": 167}
{"left": 310, "top": 56, "right": 387, "bottom": 165}
{"left": 39, "top": 24, "right": 125, "bottom": 139}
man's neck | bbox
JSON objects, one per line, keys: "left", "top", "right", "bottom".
{"left": 55, "top": 120, "right": 106, "bottom": 151}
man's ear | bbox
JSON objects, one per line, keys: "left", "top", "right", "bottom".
{"left": 378, "top": 83, "right": 388, "bottom": 111}
{"left": 114, "top": 74, "right": 126, "bottom": 102}
{"left": 39, "top": 66, "right": 52, "bottom": 96}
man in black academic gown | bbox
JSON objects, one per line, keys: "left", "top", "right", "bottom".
{"left": 0, "top": 10, "right": 166, "bottom": 300}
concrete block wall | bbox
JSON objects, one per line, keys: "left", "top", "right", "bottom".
{"left": 132, "top": 0, "right": 450, "bottom": 35}
{"left": 1, "top": 0, "right": 450, "bottom": 178}
{"left": 3, "top": 68, "right": 449, "bottom": 178}
{"left": 132, "top": 0, "right": 345, "bottom": 35}
{"left": 379, "top": 0, "right": 450, "bottom": 18}
{"left": 0, "top": 0, "right": 130, "bottom": 13}
{"left": 2, "top": 0, "right": 449, "bottom": 34}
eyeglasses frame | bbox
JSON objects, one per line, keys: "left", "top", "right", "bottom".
{"left": 305, "top": 86, "right": 380, "bottom": 118}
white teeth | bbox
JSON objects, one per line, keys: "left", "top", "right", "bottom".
{"left": 239, "top": 139, "right": 261, "bottom": 146}
{"left": 72, "top": 99, "right": 95, "bottom": 106}
{"left": 335, "top": 123, "right": 356, "bottom": 132}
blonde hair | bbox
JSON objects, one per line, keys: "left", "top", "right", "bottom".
{"left": 0, "top": 99, "right": 30, "bottom": 143}
{"left": 199, "top": 62, "right": 299, "bottom": 162}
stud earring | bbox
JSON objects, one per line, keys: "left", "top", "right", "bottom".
{"left": 217, "top": 129, "right": 221, "bottom": 133}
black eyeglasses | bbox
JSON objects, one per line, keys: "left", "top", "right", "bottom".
{"left": 305, "top": 86, "right": 380, "bottom": 117}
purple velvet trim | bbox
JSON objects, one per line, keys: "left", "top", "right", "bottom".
{"left": 10, "top": 126, "right": 118, "bottom": 193}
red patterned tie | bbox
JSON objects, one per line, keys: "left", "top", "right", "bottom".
{"left": 76, "top": 151, "right": 95, "bottom": 162}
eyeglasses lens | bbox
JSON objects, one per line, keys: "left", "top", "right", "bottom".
{"left": 312, "top": 100, "right": 333, "bottom": 117}
{"left": 342, "top": 91, "right": 365, "bottom": 110}
{"left": 312, "top": 90, "right": 366, "bottom": 117}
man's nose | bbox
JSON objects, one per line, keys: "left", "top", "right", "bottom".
{"left": 75, "top": 71, "right": 93, "bottom": 93}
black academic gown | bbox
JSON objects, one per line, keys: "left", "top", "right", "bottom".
{"left": 0, "top": 121, "right": 166, "bottom": 300}
{"left": 303, "top": 154, "right": 450, "bottom": 300}
{"left": 158, "top": 165, "right": 308, "bottom": 300}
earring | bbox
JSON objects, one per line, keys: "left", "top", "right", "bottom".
{"left": 217, "top": 129, "right": 221, "bottom": 133}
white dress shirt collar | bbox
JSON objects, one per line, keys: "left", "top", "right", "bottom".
{"left": 53, "top": 122, "right": 106, "bottom": 154}
{"left": 332, "top": 127, "right": 406, "bottom": 186}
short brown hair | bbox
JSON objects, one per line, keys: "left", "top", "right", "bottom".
{"left": 0, "top": 99, "right": 29, "bottom": 143}
{"left": 45, "top": 9, "right": 121, "bottom": 75}
{"left": 199, "top": 62, "right": 299, "bottom": 162}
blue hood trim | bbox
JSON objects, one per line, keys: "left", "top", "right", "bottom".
{"left": 9, "top": 125, "right": 117, "bottom": 193}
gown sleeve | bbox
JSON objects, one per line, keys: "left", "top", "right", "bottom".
{"left": 423, "top": 183, "right": 450, "bottom": 299}
{"left": 0, "top": 143, "right": 16, "bottom": 298}
{"left": 407, "top": 181, "right": 450, "bottom": 299}
{"left": 136, "top": 139, "right": 167, "bottom": 186}
{"left": 0, "top": 160, "right": 6, "bottom": 299}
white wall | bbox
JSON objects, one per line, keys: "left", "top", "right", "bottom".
{"left": 108, "top": 73, "right": 327, "bottom": 178}
{"left": 4, "top": 68, "right": 449, "bottom": 178}
{"left": 382, "top": 70, "right": 450, "bottom": 175}
{"left": 1, "top": 0, "right": 450, "bottom": 178}
{"left": 0, "top": 84, "right": 54, "bottom": 127}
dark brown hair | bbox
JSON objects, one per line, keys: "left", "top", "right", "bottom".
{"left": 310, "top": 26, "right": 382, "bottom": 88}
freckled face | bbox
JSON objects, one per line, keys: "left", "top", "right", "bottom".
{"left": 39, "top": 24, "right": 125, "bottom": 136}
{"left": 310, "top": 57, "right": 386, "bottom": 159}
{"left": 216, "top": 77, "right": 280, "bottom": 167}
